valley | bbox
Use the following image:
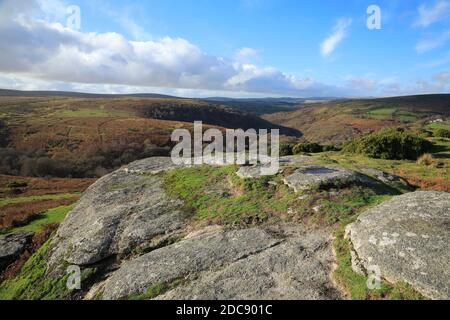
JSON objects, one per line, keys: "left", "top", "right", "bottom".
{"left": 0, "top": 91, "right": 449, "bottom": 300}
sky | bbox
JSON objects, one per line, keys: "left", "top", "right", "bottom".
{"left": 0, "top": 0, "right": 449, "bottom": 98}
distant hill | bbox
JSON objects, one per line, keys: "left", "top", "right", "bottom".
{"left": 264, "top": 94, "right": 450, "bottom": 144}
{"left": 0, "top": 89, "right": 179, "bottom": 99}
{"left": 204, "top": 97, "right": 335, "bottom": 115}
{"left": 0, "top": 89, "right": 335, "bottom": 115}
{"left": 0, "top": 93, "right": 301, "bottom": 177}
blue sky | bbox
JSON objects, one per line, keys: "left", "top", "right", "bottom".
{"left": 0, "top": 0, "right": 449, "bottom": 97}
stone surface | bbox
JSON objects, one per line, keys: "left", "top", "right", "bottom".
{"left": 0, "top": 231, "right": 34, "bottom": 271}
{"left": 283, "top": 165, "right": 375, "bottom": 192}
{"left": 236, "top": 165, "right": 271, "bottom": 178}
{"left": 278, "top": 155, "right": 316, "bottom": 166}
{"left": 48, "top": 157, "right": 188, "bottom": 267}
{"left": 47, "top": 155, "right": 448, "bottom": 301}
{"left": 359, "top": 167, "right": 410, "bottom": 190}
{"left": 49, "top": 155, "right": 320, "bottom": 268}
{"left": 236, "top": 155, "right": 315, "bottom": 178}
{"left": 98, "top": 225, "right": 340, "bottom": 300}
{"left": 346, "top": 191, "right": 450, "bottom": 300}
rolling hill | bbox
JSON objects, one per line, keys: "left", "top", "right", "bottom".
{"left": 0, "top": 92, "right": 299, "bottom": 178}
{"left": 263, "top": 94, "right": 450, "bottom": 144}
{"left": 0, "top": 90, "right": 448, "bottom": 178}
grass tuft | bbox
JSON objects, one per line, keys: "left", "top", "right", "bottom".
{"left": 333, "top": 222, "right": 426, "bottom": 300}
{"left": 0, "top": 239, "right": 70, "bottom": 300}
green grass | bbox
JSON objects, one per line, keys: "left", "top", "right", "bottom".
{"left": 427, "top": 121, "right": 450, "bottom": 131}
{"left": 0, "top": 193, "right": 80, "bottom": 208}
{"left": 0, "top": 239, "right": 70, "bottom": 300}
{"left": 333, "top": 223, "right": 426, "bottom": 300}
{"left": 313, "top": 190, "right": 392, "bottom": 225}
{"left": 366, "top": 107, "right": 397, "bottom": 119}
{"left": 162, "top": 165, "right": 399, "bottom": 227}
{"left": 127, "top": 278, "right": 185, "bottom": 300}
{"left": 324, "top": 152, "right": 449, "bottom": 184}
{"left": 1, "top": 204, "right": 76, "bottom": 235}
{"left": 0, "top": 236, "right": 97, "bottom": 300}
{"left": 162, "top": 165, "right": 301, "bottom": 225}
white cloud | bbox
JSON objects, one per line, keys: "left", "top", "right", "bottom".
{"left": 432, "top": 71, "right": 450, "bottom": 82}
{"left": 320, "top": 18, "right": 352, "bottom": 58}
{"left": 36, "top": 0, "right": 69, "bottom": 22}
{"left": 415, "top": 0, "right": 450, "bottom": 27}
{"left": 419, "top": 52, "right": 450, "bottom": 67}
{"left": 0, "top": 0, "right": 349, "bottom": 97}
{"left": 344, "top": 73, "right": 450, "bottom": 96}
{"left": 0, "top": 0, "right": 445, "bottom": 98}
{"left": 345, "top": 76, "right": 377, "bottom": 91}
{"left": 235, "top": 47, "right": 260, "bottom": 62}
{"left": 415, "top": 30, "right": 450, "bottom": 53}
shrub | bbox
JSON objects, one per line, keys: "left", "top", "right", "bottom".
{"left": 279, "top": 143, "right": 294, "bottom": 156}
{"left": 0, "top": 143, "right": 171, "bottom": 178}
{"left": 6, "top": 181, "right": 28, "bottom": 195}
{"left": 7, "top": 181, "right": 28, "bottom": 189}
{"left": 0, "top": 120, "right": 10, "bottom": 148}
{"left": 322, "top": 144, "right": 341, "bottom": 152}
{"left": 434, "top": 128, "right": 450, "bottom": 138}
{"left": 293, "top": 142, "right": 323, "bottom": 154}
{"left": 342, "top": 128, "right": 433, "bottom": 160}
{"left": 417, "top": 153, "right": 435, "bottom": 166}
{"left": 414, "top": 128, "right": 432, "bottom": 138}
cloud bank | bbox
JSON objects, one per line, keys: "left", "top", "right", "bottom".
{"left": 0, "top": 0, "right": 447, "bottom": 98}
{"left": 320, "top": 18, "right": 352, "bottom": 58}
{"left": 415, "top": 0, "right": 450, "bottom": 27}
{"left": 0, "top": 0, "right": 347, "bottom": 97}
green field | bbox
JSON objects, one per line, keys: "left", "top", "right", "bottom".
{"left": 2, "top": 204, "right": 76, "bottom": 235}
{"left": 50, "top": 106, "right": 130, "bottom": 118}
{"left": 0, "top": 193, "right": 80, "bottom": 208}
{"left": 367, "top": 107, "right": 397, "bottom": 117}
{"left": 366, "top": 107, "right": 419, "bottom": 122}
{"left": 427, "top": 121, "right": 450, "bottom": 130}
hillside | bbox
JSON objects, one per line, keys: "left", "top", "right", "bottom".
{"left": 204, "top": 97, "right": 333, "bottom": 115}
{"left": 1, "top": 156, "right": 448, "bottom": 300}
{"left": 0, "top": 92, "right": 448, "bottom": 301}
{"left": 0, "top": 94, "right": 298, "bottom": 178}
{"left": 0, "top": 89, "right": 179, "bottom": 99}
{"left": 264, "top": 94, "right": 450, "bottom": 144}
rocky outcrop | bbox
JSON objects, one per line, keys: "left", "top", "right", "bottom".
{"left": 283, "top": 165, "right": 376, "bottom": 192}
{"left": 44, "top": 155, "right": 448, "bottom": 300}
{"left": 51, "top": 156, "right": 324, "bottom": 268}
{"left": 346, "top": 191, "right": 450, "bottom": 300}
{"left": 48, "top": 157, "right": 187, "bottom": 268}
{"left": 0, "top": 231, "right": 34, "bottom": 271}
{"left": 359, "top": 167, "right": 411, "bottom": 191}
{"left": 44, "top": 156, "right": 345, "bottom": 300}
{"left": 96, "top": 225, "right": 340, "bottom": 300}
{"left": 156, "top": 225, "right": 340, "bottom": 300}
{"left": 236, "top": 155, "right": 314, "bottom": 178}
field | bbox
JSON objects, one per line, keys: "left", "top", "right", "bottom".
{"left": 0, "top": 175, "right": 94, "bottom": 234}
{"left": 426, "top": 120, "right": 450, "bottom": 130}
{"left": 264, "top": 94, "right": 450, "bottom": 144}
{"left": 0, "top": 92, "right": 303, "bottom": 238}
{"left": 0, "top": 91, "right": 448, "bottom": 243}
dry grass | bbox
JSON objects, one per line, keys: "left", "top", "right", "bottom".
{"left": 416, "top": 153, "right": 435, "bottom": 166}
{"left": 0, "top": 224, "right": 58, "bottom": 282}
{"left": 0, "top": 197, "right": 79, "bottom": 230}
{"left": 0, "top": 175, "right": 95, "bottom": 197}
